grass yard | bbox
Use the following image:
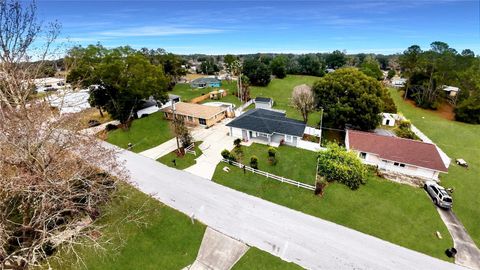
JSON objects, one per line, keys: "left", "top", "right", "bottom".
{"left": 250, "top": 75, "right": 321, "bottom": 126}
{"left": 46, "top": 184, "right": 206, "bottom": 270}
{"left": 201, "top": 94, "right": 242, "bottom": 107}
{"left": 389, "top": 88, "right": 480, "bottom": 247}
{"left": 213, "top": 144, "right": 453, "bottom": 260}
{"left": 233, "top": 247, "right": 303, "bottom": 270}
{"left": 157, "top": 141, "right": 203, "bottom": 170}
{"left": 106, "top": 112, "right": 173, "bottom": 153}
{"left": 231, "top": 143, "right": 318, "bottom": 185}
{"left": 170, "top": 81, "right": 238, "bottom": 102}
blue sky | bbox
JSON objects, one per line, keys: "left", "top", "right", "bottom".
{"left": 37, "top": 0, "right": 480, "bottom": 55}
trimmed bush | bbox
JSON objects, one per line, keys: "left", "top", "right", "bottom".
{"left": 267, "top": 147, "right": 277, "bottom": 158}
{"left": 221, "top": 149, "right": 230, "bottom": 159}
{"left": 250, "top": 155, "right": 259, "bottom": 169}
{"left": 234, "top": 138, "right": 242, "bottom": 147}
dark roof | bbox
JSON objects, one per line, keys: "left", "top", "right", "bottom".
{"left": 255, "top": 97, "right": 272, "bottom": 103}
{"left": 227, "top": 109, "right": 306, "bottom": 137}
{"left": 191, "top": 77, "right": 221, "bottom": 84}
{"left": 347, "top": 130, "right": 448, "bottom": 172}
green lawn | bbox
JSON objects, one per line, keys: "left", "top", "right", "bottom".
{"left": 231, "top": 143, "right": 318, "bottom": 185}
{"left": 233, "top": 247, "right": 303, "bottom": 270}
{"left": 170, "top": 81, "right": 238, "bottom": 102}
{"left": 213, "top": 144, "right": 453, "bottom": 261}
{"left": 106, "top": 112, "right": 173, "bottom": 153}
{"left": 250, "top": 75, "right": 321, "bottom": 126}
{"left": 389, "top": 88, "right": 480, "bottom": 247}
{"left": 46, "top": 184, "right": 206, "bottom": 270}
{"left": 201, "top": 94, "right": 242, "bottom": 107}
{"left": 157, "top": 141, "right": 203, "bottom": 169}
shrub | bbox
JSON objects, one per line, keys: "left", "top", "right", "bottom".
{"left": 105, "top": 123, "right": 118, "bottom": 131}
{"left": 250, "top": 155, "right": 259, "bottom": 169}
{"left": 267, "top": 147, "right": 277, "bottom": 157}
{"left": 317, "top": 143, "right": 367, "bottom": 190}
{"left": 268, "top": 156, "right": 277, "bottom": 165}
{"left": 234, "top": 138, "right": 242, "bottom": 147}
{"left": 454, "top": 95, "right": 480, "bottom": 124}
{"left": 221, "top": 149, "right": 230, "bottom": 159}
{"left": 394, "top": 120, "right": 418, "bottom": 140}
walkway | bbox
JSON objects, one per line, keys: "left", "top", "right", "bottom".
{"left": 437, "top": 208, "right": 480, "bottom": 270}
{"left": 110, "top": 144, "right": 465, "bottom": 270}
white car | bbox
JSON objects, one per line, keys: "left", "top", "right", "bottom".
{"left": 424, "top": 181, "right": 453, "bottom": 209}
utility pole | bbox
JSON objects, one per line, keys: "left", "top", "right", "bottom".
{"left": 319, "top": 107, "right": 324, "bottom": 147}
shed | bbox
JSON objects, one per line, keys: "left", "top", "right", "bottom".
{"left": 254, "top": 97, "right": 273, "bottom": 109}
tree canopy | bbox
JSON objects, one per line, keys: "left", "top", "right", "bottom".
{"left": 325, "top": 50, "right": 347, "bottom": 69}
{"left": 242, "top": 58, "right": 271, "bottom": 86}
{"left": 359, "top": 55, "right": 383, "bottom": 80}
{"left": 312, "top": 68, "right": 395, "bottom": 130}
{"left": 67, "top": 45, "right": 169, "bottom": 124}
{"left": 270, "top": 55, "right": 287, "bottom": 78}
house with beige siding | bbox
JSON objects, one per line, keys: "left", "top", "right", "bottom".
{"left": 161, "top": 102, "right": 227, "bottom": 127}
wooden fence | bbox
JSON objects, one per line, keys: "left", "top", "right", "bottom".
{"left": 221, "top": 159, "right": 315, "bottom": 191}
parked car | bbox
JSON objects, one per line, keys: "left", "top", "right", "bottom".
{"left": 424, "top": 181, "right": 453, "bottom": 209}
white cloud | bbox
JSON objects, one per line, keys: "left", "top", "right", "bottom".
{"left": 96, "top": 26, "right": 225, "bottom": 37}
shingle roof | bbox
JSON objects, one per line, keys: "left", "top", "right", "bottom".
{"left": 227, "top": 109, "right": 306, "bottom": 137}
{"left": 254, "top": 97, "right": 272, "bottom": 103}
{"left": 347, "top": 130, "right": 448, "bottom": 172}
{"left": 191, "top": 77, "right": 221, "bottom": 84}
{"left": 161, "top": 102, "right": 226, "bottom": 119}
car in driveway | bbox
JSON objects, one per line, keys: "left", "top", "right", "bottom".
{"left": 424, "top": 181, "right": 453, "bottom": 209}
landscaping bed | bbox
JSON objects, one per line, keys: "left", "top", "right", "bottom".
{"left": 157, "top": 141, "right": 203, "bottom": 170}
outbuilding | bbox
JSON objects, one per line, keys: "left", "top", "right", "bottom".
{"left": 254, "top": 97, "right": 273, "bottom": 109}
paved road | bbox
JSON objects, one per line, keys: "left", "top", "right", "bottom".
{"left": 437, "top": 208, "right": 480, "bottom": 270}
{"left": 112, "top": 145, "right": 465, "bottom": 270}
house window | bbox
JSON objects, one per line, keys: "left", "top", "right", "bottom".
{"left": 199, "top": 118, "right": 207, "bottom": 125}
{"left": 394, "top": 162, "right": 400, "bottom": 166}
{"left": 399, "top": 164, "right": 406, "bottom": 168}
{"left": 359, "top": 152, "right": 367, "bottom": 159}
{"left": 285, "top": 135, "right": 293, "bottom": 143}
{"left": 187, "top": 116, "right": 193, "bottom": 122}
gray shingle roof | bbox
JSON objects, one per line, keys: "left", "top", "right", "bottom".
{"left": 227, "top": 109, "right": 306, "bottom": 137}
{"left": 191, "top": 77, "right": 221, "bottom": 84}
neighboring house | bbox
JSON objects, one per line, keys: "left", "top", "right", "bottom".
{"left": 227, "top": 109, "right": 306, "bottom": 147}
{"left": 161, "top": 102, "right": 227, "bottom": 127}
{"left": 391, "top": 78, "right": 406, "bottom": 87}
{"left": 442, "top": 85, "right": 460, "bottom": 97}
{"left": 345, "top": 129, "right": 448, "bottom": 181}
{"left": 136, "top": 94, "right": 181, "bottom": 118}
{"left": 190, "top": 77, "right": 221, "bottom": 88}
{"left": 254, "top": 97, "right": 273, "bottom": 109}
{"left": 381, "top": 113, "right": 396, "bottom": 127}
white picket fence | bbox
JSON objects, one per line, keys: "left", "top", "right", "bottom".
{"left": 221, "top": 158, "right": 315, "bottom": 191}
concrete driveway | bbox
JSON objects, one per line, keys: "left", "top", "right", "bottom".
{"left": 437, "top": 208, "right": 480, "bottom": 270}
{"left": 185, "top": 120, "right": 235, "bottom": 179}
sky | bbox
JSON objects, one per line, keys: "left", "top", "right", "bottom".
{"left": 36, "top": 0, "right": 480, "bottom": 55}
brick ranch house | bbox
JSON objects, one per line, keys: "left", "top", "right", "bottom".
{"left": 346, "top": 129, "right": 448, "bottom": 183}
{"left": 161, "top": 102, "right": 228, "bottom": 127}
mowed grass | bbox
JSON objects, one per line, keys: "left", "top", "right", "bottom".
{"left": 233, "top": 247, "right": 303, "bottom": 270}
{"left": 232, "top": 143, "right": 317, "bottom": 185}
{"left": 106, "top": 112, "right": 173, "bottom": 153}
{"left": 213, "top": 145, "right": 453, "bottom": 260}
{"left": 46, "top": 184, "right": 206, "bottom": 270}
{"left": 157, "top": 141, "right": 203, "bottom": 170}
{"left": 250, "top": 75, "right": 321, "bottom": 126}
{"left": 389, "top": 88, "right": 480, "bottom": 247}
{"left": 170, "top": 81, "right": 238, "bottom": 102}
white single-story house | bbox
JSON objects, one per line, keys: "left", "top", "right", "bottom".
{"left": 254, "top": 97, "right": 273, "bottom": 109}
{"left": 346, "top": 130, "right": 448, "bottom": 181}
{"left": 442, "top": 85, "right": 460, "bottom": 97}
{"left": 227, "top": 109, "right": 306, "bottom": 147}
{"left": 391, "top": 78, "right": 407, "bottom": 87}
{"left": 381, "top": 113, "right": 396, "bottom": 126}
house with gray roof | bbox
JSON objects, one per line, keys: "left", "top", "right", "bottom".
{"left": 190, "top": 77, "right": 221, "bottom": 88}
{"left": 227, "top": 109, "right": 306, "bottom": 147}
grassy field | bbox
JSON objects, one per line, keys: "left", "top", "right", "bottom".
{"left": 250, "top": 75, "right": 321, "bottom": 126}
{"left": 106, "top": 112, "right": 172, "bottom": 153}
{"left": 213, "top": 144, "right": 453, "bottom": 260}
{"left": 47, "top": 184, "right": 206, "bottom": 270}
{"left": 233, "top": 248, "right": 303, "bottom": 270}
{"left": 170, "top": 81, "right": 238, "bottom": 102}
{"left": 231, "top": 143, "right": 318, "bottom": 185}
{"left": 389, "top": 88, "right": 480, "bottom": 247}
{"left": 157, "top": 141, "right": 203, "bottom": 169}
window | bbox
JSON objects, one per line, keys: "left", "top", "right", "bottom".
{"left": 285, "top": 135, "right": 293, "bottom": 143}
{"left": 399, "top": 164, "right": 406, "bottom": 168}
{"left": 187, "top": 116, "right": 193, "bottom": 122}
{"left": 394, "top": 162, "right": 400, "bottom": 166}
{"left": 199, "top": 118, "right": 206, "bottom": 125}
{"left": 359, "top": 152, "right": 367, "bottom": 159}
{"left": 394, "top": 162, "right": 406, "bottom": 167}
